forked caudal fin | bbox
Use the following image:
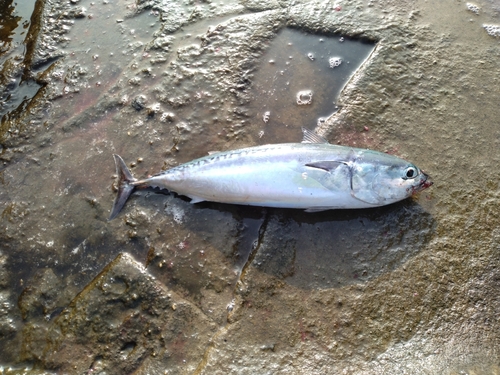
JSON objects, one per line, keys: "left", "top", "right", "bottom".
{"left": 108, "top": 154, "right": 138, "bottom": 220}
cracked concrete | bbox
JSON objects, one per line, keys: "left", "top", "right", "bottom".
{"left": 0, "top": 0, "right": 500, "bottom": 373}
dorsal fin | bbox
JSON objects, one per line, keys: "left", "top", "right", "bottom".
{"left": 301, "top": 127, "right": 329, "bottom": 144}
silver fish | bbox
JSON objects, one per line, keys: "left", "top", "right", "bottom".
{"left": 109, "top": 128, "right": 432, "bottom": 220}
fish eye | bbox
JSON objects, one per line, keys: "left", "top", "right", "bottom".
{"left": 403, "top": 166, "right": 418, "bottom": 180}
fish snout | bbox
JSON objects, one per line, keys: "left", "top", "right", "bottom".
{"left": 418, "top": 171, "right": 433, "bottom": 191}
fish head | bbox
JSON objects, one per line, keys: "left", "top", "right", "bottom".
{"left": 351, "top": 152, "right": 432, "bottom": 206}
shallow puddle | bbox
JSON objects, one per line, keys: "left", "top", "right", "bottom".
{"left": 0, "top": 0, "right": 40, "bottom": 122}
{"left": 0, "top": 0, "right": 37, "bottom": 65}
{"left": 249, "top": 28, "right": 375, "bottom": 142}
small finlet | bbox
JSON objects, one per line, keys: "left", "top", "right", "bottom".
{"left": 301, "top": 127, "right": 329, "bottom": 144}
{"left": 304, "top": 207, "right": 330, "bottom": 212}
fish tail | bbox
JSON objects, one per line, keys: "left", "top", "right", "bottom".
{"left": 108, "top": 154, "right": 137, "bottom": 220}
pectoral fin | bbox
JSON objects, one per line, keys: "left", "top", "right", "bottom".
{"left": 305, "top": 161, "right": 346, "bottom": 172}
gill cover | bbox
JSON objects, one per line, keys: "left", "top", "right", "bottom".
{"left": 350, "top": 150, "right": 422, "bottom": 205}
{"left": 350, "top": 165, "right": 409, "bottom": 205}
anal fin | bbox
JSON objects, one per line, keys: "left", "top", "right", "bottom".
{"left": 187, "top": 195, "right": 205, "bottom": 204}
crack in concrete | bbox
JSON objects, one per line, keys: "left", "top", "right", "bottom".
{"left": 191, "top": 212, "right": 270, "bottom": 375}
{"left": 237, "top": 213, "right": 269, "bottom": 285}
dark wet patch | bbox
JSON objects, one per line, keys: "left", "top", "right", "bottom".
{"left": 174, "top": 198, "right": 435, "bottom": 289}
{"left": 0, "top": 0, "right": 42, "bottom": 134}
{"left": 0, "top": 0, "right": 36, "bottom": 64}
{"left": 277, "top": 201, "right": 435, "bottom": 288}
{"left": 127, "top": 183, "right": 434, "bottom": 290}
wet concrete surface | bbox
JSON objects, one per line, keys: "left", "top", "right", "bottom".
{"left": 0, "top": 0, "right": 499, "bottom": 373}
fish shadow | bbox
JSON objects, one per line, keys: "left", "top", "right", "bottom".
{"left": 155, "top": 190, "right": 435, "bottom": 290}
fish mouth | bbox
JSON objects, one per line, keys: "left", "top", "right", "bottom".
{"left": 412, "top": 171, "right": 433, "bottom": 194}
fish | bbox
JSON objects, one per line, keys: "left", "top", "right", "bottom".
{"left": 109, "top": 128, "right": 432, "bottom": 220}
